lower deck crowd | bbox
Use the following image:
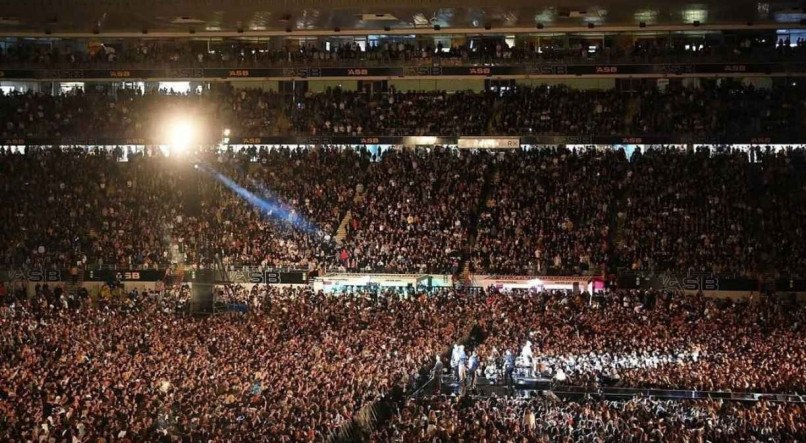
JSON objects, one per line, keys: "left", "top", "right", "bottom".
{"left": 0, "top": 285, "right": 803, "bottom": 442}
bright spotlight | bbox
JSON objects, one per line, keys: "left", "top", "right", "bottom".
{"left": 223, "top": 128, "right": 231, "bottom": 137}
{"left": 163, "top": 118, "right": 198, "bottom": 155}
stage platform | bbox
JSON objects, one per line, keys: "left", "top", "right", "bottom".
{"left": 429, "top": 375, "right": 805, "bottom": 403}
{"left": 438, "top": 375, "right": 554, "bottom": 396}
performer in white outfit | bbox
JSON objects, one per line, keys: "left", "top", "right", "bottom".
{"left": 450, "top": 344, "right": 460, "bottom": 377}
{"left": 520, "top": 340, "right": 534, "bottom": 361}
{"left": 520, "top": 340, "right": 534, "bottom": 376}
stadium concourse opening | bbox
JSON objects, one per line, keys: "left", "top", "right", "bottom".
{"left": 1, "top": 5, "right": 806, "bottom": 439}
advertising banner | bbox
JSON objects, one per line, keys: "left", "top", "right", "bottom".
{"left": 0, "top": 62, "right": 804, "bottom": 81}
{"left": 5, "top": 134, "right": 799, "bottom": 147}
{"left": 0, "top": 268, "right": 307, "bottom": 284}
{"left": 458, "top": 137, "right": 520, "bottom": 149}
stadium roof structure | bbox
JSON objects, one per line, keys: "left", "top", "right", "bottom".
{"left": 0, "top": 0, "right": 803, "bottom": 36}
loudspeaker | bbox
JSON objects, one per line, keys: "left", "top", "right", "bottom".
{"left": 190, "top": 283, "right": 215, "bottom": 314}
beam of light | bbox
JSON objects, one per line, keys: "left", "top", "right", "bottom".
{"left": 195, "top": 163, "right": 321, "bottom": 236}
{"left": 245, "top": 175, "right": 281, "bottom": 202}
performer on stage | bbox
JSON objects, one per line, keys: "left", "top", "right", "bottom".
{"left": 432, "top": 355, "right": 444, "bottom": 394}
{"left": 467, "top": 351, "right": 480, "bottom": 389}
{"left": 457, "top": 357, "right": 467, "bottom": 386}
{"left": 483, "top": 355, "right": 498, "bottom": 384}
{"left": 520, "top": 340, "right": 533, "bottom": 362}
{"left": 520, "top": 340, "right": 535, "bottom": 377}
{"left": 458, "top": 345, "right": 468, "bottom": 370}
{"left": 553, "top": 366, "right": 567, "bottom": 387}
{"left": 450, "top": 344, "right": 460, "bottom": 378}
{"left": 503, "top": 350, "right": 515, "bottom": 392}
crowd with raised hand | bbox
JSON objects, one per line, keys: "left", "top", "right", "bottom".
{"left": 0, "top": 278, "right": 804, "bottom": 441}
{"left": 0, "top": 287, "right": 481, "bottom": 443}
{"left": 474, "top": 289, "right": 805, "bottom": 393}
{"left": 372, "top": 395, "right": 805, "bottom": 442}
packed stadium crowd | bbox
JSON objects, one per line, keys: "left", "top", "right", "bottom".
{"left": 615, "top": 149, "right": 758, "bottom": 275}
{"left": 0, "top": 87, "right": 289, "bottom": 140}
{"left": 0, "top": 34, "right": 804, "bottom": 68}
{"left": 2, "top": 144, "right": 806, "bottom": 278}
{"left": 2, "top": 10, "right": 806, "bottom": 443}
{"left": 336, "top": 147, "right": 490, "bottom": 273}
{"left": 1, "top": 284, "right": 803, "bottom": 442}
{"left": 373, "top": 396, "right": 805, "bottom": 442}
{"left": 1, "top": 80, "right": 805, "bottom": 139}
{"left": 471, "top": 148, "right": 626, "bottom": 275}
{"left": 475, "top": 289, "right": 805, "bottom": 393}
{"left": 291, "top": 90, "right": 495, "bottom": 136}
{"left": 0, "top": 145, "right": 367, "bottom": 270}
{"left": 181, "top": 146, "right": 365, "bottom": 270}
{"left": 0, "top": 287, "right": 478, "bottom": 442}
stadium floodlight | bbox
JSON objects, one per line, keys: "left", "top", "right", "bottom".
{"left": 164, "top": 118, "right": 197, "bottom": 155}
{"left": 223, "top": 128, "right": 231, "bottom": 137}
